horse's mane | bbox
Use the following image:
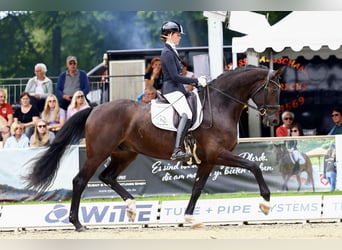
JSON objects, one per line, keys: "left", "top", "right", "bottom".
{"left": 209, "top": 65, "right": 269, "bottom": 86}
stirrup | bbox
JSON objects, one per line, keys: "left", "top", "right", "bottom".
{"left": 170, "top": 149, "right": 192, "bottom": 162}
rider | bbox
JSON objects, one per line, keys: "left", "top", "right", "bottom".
{"left": 287, "top": 123, "right": 305, "bottom": 172}
{"left": 160, "top": 20, "right": 207, "bottom": 161}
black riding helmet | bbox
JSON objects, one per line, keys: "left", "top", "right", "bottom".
{"left": 160, "top": 20, "right": 184, "bottom": 38}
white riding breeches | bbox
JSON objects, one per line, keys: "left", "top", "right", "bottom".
{"left": 164, "top": 91, "right": 193, "bottom": 119}
{"left": 291, "top": 150, "right": 305, "bottom": 165}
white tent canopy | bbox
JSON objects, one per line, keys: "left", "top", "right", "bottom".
{"left": 232, "top": 11, "right": 342, "bottom": 60}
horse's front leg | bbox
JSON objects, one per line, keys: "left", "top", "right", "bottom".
{"left": 215, "top": 150, "right": 271, "bottom": 215}
{"left": 184, "top": 163, "right": 214, "bottom": 228}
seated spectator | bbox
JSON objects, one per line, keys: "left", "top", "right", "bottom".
{"left": 66, "top": 90, "right": 90, "bottom": 120}
{"left": 0, "top": 88, "right": 13, "bottom": 127}
{"left": 56, "top": 55, "right": 90, "bottom": 110}
{"left": 4, "top": 122, "right": 29, "bottom": 148}
{"left": 136, "top": 86, "right": 157, "bottom": 104}
{"left": 13, "top": 92, "right": 40, "bottom": 138}
{"left": 30, "top": 119, "right": 55, "bottom": 147}
{"left": 275, "top": 111, "right": 294, "bottom": 137}
{"left": 25, "top": 63, "right": 53, "bottom": 112}
{"left": 328, "top": 106, "right": 342, "bottom": 135}
{"left": 144, "top": 57, "right": 163, "bottom": 91}
{"left": 0, "top": 125, "right": 10, "bottom": 149}
{"left": 41, "top": 94, "right": 66, "bottom": 133}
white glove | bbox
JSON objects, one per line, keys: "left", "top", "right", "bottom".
{"left": 197, "top": 76, "right": 207, "bottom": 87}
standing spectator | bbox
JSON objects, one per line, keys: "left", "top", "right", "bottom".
{"left": 66, "top": 90, "right": 90, "bottom": 120}
{"left": 323, "top": 144, "right": 337, "bottom": 191}
{"left": 56, "top": 55, "right": 90, "bottom": 110}
{"left": 181, "top": 60, "right": 195, "bottom": 92}
{"left": 13, "top": 92, "right": 40, "bottom": 138}
{"left": 41, "top": 94, "right": 66, "bottom": 133}
{"left": 30, "top": 119, "right": 55, "bottom": 147}
{"left": 144, "top": 57, "right": 163, "bottom": 91}
{"left": 275, "top": 111, "right": 294, "bottom": 137}
{"left": 328, "top": 107, "right": 342, "bottom": 135}
{"left": 0, "top": 125, "right": 10, "bottom": 149}
{"left": 25, "top": 63, "right": 53, "bottom": 112}
{"left": 0, "top": 88, "right": 13, "bottom": 127}
{"left": 4, "top": 122, "right": 29, "bottom": 148}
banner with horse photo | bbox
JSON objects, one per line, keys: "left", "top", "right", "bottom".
{"left": 81, "top": 135, "right": 340, "bottom": 199}
{"left": 0, "top": 136, "right": 339, "bottom": 202}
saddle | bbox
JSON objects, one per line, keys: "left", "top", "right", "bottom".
{"left": 150, "top": 89, "right": 203, "bottom": 132}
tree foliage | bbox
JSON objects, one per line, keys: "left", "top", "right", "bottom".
{"left": 0, "top": 11, "right": 288, "bottom": 79}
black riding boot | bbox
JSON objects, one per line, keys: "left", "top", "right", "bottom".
{"left": 170, "top": 114, "right": 193, "bottom": 161}
{"left": 294, "top": 160, "right": 300, "bottom": 172}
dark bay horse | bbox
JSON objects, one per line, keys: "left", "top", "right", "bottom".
{"left": 25, "top": 66, "right": 284, "bottom": 231}
{"left": 273, "top": 143, "right": 315, "bottom": 192}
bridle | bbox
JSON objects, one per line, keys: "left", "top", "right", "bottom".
{"left": 208, "top": 69, "right": 280, "bottom": 116}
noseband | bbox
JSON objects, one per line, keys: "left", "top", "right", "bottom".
{"left": 209, "top": 69, "right": 280, "bottom": 116}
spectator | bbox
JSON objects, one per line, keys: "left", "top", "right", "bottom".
{"left": 181, "top": 60, "right": 195, "bottom": 92}
{"left": 4, "top": 122, "right": 29, "bottom": 148}
{"left": 0, "top": 88, "right": 13, "bottom": 127}
{"left": 41, "top": 94, "right": 66, "bottom": 133}
{"left": 328, "top": 107, "right": 342, "bottom": 135}
{"left": 275, "top": 111, "right": 294, "bottom": 137}
{"left": 66, "top": 90, "right": 90, "bottom": 120}
{"left": 30, "top": 119, "right": 55, "bottom": 147}
{"left": 13, "top": 92, "right": 40, "bottom": 138}
{"left": 0, "top": 125, "right": 10, "bottom": 149}
{"left": 136, "top": 86, "right": 157, "bottom": 104}
{"left": 56, "top": 55, "right": 90, "bottom": 110}
{"left": 144, "top": 57, "right": 163, "bottom": 91}
{"left": 25, "top": 63, "right": 53, "bottom": 112}
{"left": 323, "top": 144, "right": 337, "bottom": 191}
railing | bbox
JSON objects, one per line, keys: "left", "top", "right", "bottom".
{"left": 0, "top": 75, "right": 104, "bottom": 105}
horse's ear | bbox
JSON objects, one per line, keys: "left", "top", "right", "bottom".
{"left": 273, "top": 66, "right": 286, "bottom": 78}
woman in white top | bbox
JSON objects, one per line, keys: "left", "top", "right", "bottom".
{"left": 25, "top": 63, "right": 53, "bottom": 112}
{"left": 41, "top": 94, "right": 66, "bottom": 133}
{"left": 4, "top": 122, "right": 29, "bottom": 148}
{"left": 66, "top": 90, "right": 90, "bottom": 120}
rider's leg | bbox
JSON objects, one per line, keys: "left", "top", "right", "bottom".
{"left": 164, "top": 91, "right": 193, "bottom": 161}
{"left": 171, "top": 113, "right": 192, "bottom": 161}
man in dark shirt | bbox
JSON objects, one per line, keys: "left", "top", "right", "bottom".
{"left": 56, "top": 56, "right": 90, "bottom": 110}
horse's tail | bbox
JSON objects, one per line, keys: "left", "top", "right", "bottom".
{"left": 24, "top": 107, "right": 93, "bottom": 191}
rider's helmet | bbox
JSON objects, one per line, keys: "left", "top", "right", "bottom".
{"left": 160, "top": 20, "right": 184, "bottom": 41}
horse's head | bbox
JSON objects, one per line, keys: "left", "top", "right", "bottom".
{"left": 250, "top": 67, "right": 285, "bottom": 127}
{"left": 273, "top": 143, "right": 287, "bottom": 161}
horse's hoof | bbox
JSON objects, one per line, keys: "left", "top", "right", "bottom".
{"left": 75, "top": 226, "right": 87, "bottom": 232}
{"left": 125, "top": 199, "right": 137, "bottom": 222}
{"left": 259, "top": 200, "right": 270, "bottom": 215}
{"left": 184, "top": 214, "right": 204, "bottom": 229}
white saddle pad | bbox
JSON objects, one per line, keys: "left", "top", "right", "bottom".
{"left": 150, "top": 89, "right": 203, "bottom": 131}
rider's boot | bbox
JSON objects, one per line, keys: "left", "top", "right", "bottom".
{"left": 170, "top": 114, "right": 193, "bottom": 162}
{"left": 294, "top": 160, "right": 300, "bottom": 172}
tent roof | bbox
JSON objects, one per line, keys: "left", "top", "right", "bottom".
{"left": 232, "top": 11, "right": 342, "bottom": 59}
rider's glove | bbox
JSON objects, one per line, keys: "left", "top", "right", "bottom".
{"left": 197, "top": 76, "right": 207, "bottom": 87}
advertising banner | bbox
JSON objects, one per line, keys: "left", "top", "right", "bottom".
{"left": 0, "top": 136, "right": 338, "bottom": 201}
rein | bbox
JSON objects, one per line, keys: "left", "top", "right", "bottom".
{"left": 208, "top": 70, "right": 280, "bottom": 116}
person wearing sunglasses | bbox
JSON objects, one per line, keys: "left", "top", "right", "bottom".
{"left": 3, "top": 122, "right": 29, "bottom": 148}
{"left": 56, "top": 55, "right": 90, "bottom": 110}
{"left": 66, "top": 90, "right": 90, "bottom": 120}
{"left": 41, "top": 94, "right": 66, "bottom": 133}
{"left": 287, "top": 123, "right": 305, "bottom": 172}
{"left": 30, "top": 119, "right": 55, "bottom": 147}
{"left": 275, "top": 111, "right": 295, "bottom": 137}
{"left": 328, "top": 107, "right": 342, "bottom": 135}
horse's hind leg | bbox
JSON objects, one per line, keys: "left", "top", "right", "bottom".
{"left": 295, "top": 174, "right": 302, "bottom": 192}
{"left": 70, "top": 159, "right": 105, "bottom": 232}
{"left": 98, "top": 151, "right": 138, "bottom": 222}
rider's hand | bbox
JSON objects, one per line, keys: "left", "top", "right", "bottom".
{"left": 197, "top": 76, "right": 207, "bottom": 87}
